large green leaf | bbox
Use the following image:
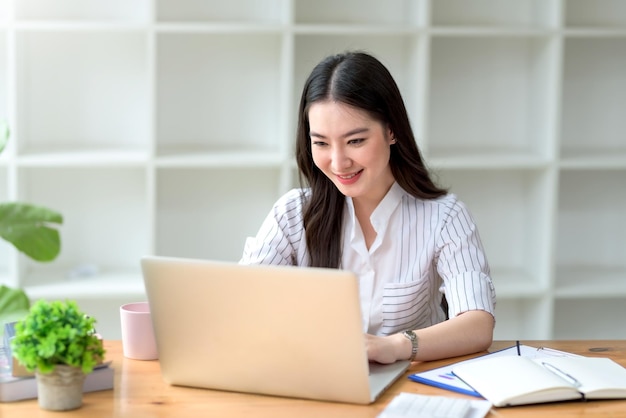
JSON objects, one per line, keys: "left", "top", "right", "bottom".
{"left": 0, "top": 285, "right": 30, "bottom": 339}
{"left": 0, "top": 203, "right": 63, "bottom": 262}
{"left": 0, "top": 285, "right": 29, "bottom": 314}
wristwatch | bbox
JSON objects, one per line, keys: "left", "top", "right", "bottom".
{"left": 402, "top": 330, "right": 418, "bottom": 361}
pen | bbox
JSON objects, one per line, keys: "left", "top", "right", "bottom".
{"left": 516, "top": 340, "right": 521, "bottom": 356}
{"left": 541, "top": 362, "right": 581, "bottom": 388}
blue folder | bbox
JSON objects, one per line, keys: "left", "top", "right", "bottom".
{"left": 408, "top": 344, "right": 528, "bottom": 397}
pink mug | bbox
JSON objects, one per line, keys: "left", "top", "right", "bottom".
{"left": 120, "top": 302, "right": 158, "bottom": 360}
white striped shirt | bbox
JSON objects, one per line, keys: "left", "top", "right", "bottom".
{"left": 240, "top": 182, "right": 496, "bottom": 336}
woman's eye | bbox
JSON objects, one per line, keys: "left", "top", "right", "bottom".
{"left": 348, "top": 138, "right": 364, "bottom": 145}
{"left": 312, "top": 141, "right": 327, "bottom": 147}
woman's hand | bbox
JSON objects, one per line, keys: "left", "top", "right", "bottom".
{"left": 365, "top": 333, "right": 410, "bottom": 364}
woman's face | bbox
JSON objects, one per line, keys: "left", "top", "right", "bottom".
{"left": 308, "top": 100, "right": 395, "bottom": 205}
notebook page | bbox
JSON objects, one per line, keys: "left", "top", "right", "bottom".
{"left": 534, "top": 357, "right": 626, "bottom": 399}
{"left": 452, "top": 356, "right": 582, "bottom": 407}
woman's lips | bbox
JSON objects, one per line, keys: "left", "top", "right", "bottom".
{"left": 335, "top": 169, "right": 363, "bottom": 185}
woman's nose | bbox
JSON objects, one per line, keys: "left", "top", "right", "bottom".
{"left": 330, "top": 146, "right": 351, "bottom": 171}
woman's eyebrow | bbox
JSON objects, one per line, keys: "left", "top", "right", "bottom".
{"left": 309, "top": 127, "right": 370, "bottom": 139}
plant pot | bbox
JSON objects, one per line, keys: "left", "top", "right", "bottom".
{"left": 36, "top": 365, "right": 86, "bottom": 411}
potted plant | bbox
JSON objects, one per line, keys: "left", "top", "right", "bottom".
{"left": 10, "top": 299, "right": 105, "bottom": 410}
{"left": 1, "top": 120, "right": 92, "bottom": 410}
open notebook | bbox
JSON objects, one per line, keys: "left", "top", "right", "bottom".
{"left": 141, "top": 255, "right": 409, "bottom": 404}
{"left": 452, "top": 355, "right": 626, "bottom": 407}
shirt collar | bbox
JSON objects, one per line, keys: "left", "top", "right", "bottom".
{"left": 370, "top": 182, "right": 405, "bottom": 233}
{"left": 345, "top": 182, "right": 405, "bottom": 234}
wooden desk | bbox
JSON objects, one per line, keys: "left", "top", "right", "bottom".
{"left": 2, "top": 340, "right": 625, "bottom": 417}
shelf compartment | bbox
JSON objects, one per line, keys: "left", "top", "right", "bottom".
{"left": 0, "top": 0, "right": 8, "bottom": 25}
{"left": 556, "top": 170, "right": 626, "bottom": 280}
{"left": 25, "top": 272, "right": 145, "bottom": 300}
{"left": 288, "top": 165, "right": 302, "bottom": 191}
{"left": 429, "top": 153, "right": 550, "bottom": 170}
{"left": 431, "top": 0, "right": 557, "bottom": 28}
{"left": 156, "top": 32, "right": 282, "bottom": 155}
{"left": 0, "top": 29, "right": 7, "bottom": 121}
{"left": 489, "top": 268, "right": 548, "bottom": 298}
{"left": 17, "top": 167, "right": 149, "bottom": 287}
{"left": 15, "top": 150, "right": 149, "bottom": 167}
{"left": 565, "top": 0, "right": 626, "bottom": 28}
{"left": 428, "top": 36, "right": 557, "bottom": 160}
{"left": 560, "top": 38, "right": 626, "bottom": 162}
{"left": 435, "top": 168, "right": 553, "bottom": 293}
{"left": 493, "top": 297, "right": 552, "bottom": 340}
{"left": 15, "top": 30, "right": 149, "bottom": 155}
{"left": 559, "top": 155, "right": 626, "bottom": 170}
{"left": 555, "top": 266, "right": 626, "bottom": 298}
{"left": 554, "top": 299, "right": 626, "bottom": 339}
{"left": 155, "top": 167, "right": 282, "bottom": 262}
{"left": 0, "top": 167, "right": 10, "bottom": 281}
{"left": 155, "top": 151, "right": 284, "bottom": 168}
{"left": 293, "top": 34, "right": 422, "bottom": 133}
{"left": 295, "top": 0, "right": 422, "bottom": 26}
{"left": 156, "top": 0, "right": 285, "bottom": 24}
{"left": 0, "top": 168, "right": 6, "bottom": 199}
{"left": 15, "top": 0, "right": 151, "bottom": 23}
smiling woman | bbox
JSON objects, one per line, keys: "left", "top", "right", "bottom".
{"left": 240, "top": 51, "right": 496, "bottom": 365}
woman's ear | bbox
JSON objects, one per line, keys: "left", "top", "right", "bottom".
{"left": 388, "top": 127, "right": 396, "bottom": 144}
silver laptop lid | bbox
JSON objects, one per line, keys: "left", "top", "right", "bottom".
{"left": 141, "top": 255, "right": 384, "bottom": 404}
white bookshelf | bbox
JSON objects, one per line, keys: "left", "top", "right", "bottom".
{"left": 1, "top": 0, "right": 625, "bottom": 340}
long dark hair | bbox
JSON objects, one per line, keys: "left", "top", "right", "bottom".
{"left": 296, "top": 51, "right": 447, "bottom": 268}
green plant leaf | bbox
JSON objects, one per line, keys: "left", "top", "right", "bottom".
{"left": 0, "top": 285, "right": 30, "bottom": 313}
{"left": 0, "top": 119, "right": 8, "bottom": 153}
{"left": 0, "top": 285, "right": 31, "bottom": 339}
{"left": 11, "top": 300, "right": 105, "bottom": 374}
{"left": 0, "top": 202, "right": 63, "bottom": 261}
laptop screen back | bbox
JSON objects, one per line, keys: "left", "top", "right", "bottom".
{"left": 141, "top": 256, "right": 379, "bottom": 404}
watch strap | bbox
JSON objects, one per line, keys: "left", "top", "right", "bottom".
{"left": 402, "top": 330, "right": 418, "bottom": 361}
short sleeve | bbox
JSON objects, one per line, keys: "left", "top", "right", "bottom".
{"left": 239, "top": 189, "right": 307, "bottom": 267}
{"left": 436, "top": 197, "right": 496, "bottom": 318}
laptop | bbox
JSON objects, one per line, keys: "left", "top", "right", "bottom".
{"left": 140, "top": 255, "right": 410, "bottom": 404}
